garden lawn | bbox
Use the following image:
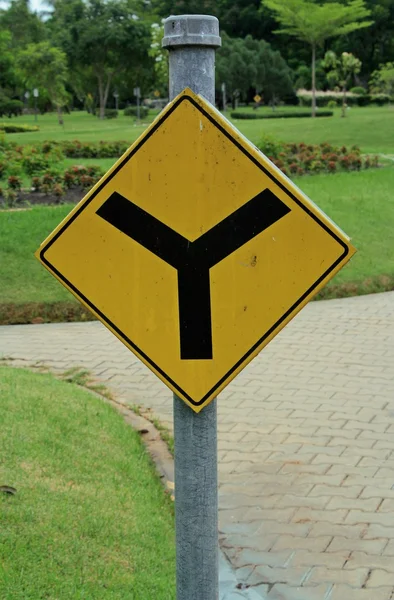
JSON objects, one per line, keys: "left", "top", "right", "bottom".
{"left": 4, "top": 106, "right": 394, "bottom": 154}
{"left": 0, "top": 204, "right": 75, "bottom": 303}
{"left": 294, "top": 167, "right": 394, "bottom": 295}
{"left": 0, "top": 166, "right": 393, "bottom": 312}
{"left": 2, "top": 110, "right": 155, "bottom": 145}
{"left": 0, "top": 366, "right": 175, "bottom": 599}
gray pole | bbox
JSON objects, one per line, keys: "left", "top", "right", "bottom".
{"left": 222, "top": 82, "right": 226, "bottom": 112}
{"left": 162, "top": 15, "right": 221, "bottom": 600}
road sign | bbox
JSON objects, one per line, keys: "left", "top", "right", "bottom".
{"left": 254, "top": 94, "right": 261, "bottom": 103}
{"left": 133, "top": 87, "right": 141, "bottom": 98}
{"left": 36, "top": 87, "right": 355, "bottom": 412}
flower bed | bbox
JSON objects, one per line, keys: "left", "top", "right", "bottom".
{"left": 0, "top": 165, "right": 105, "bottom": 207}
{"left": 256, "top": 136, "right": 379, "bottom": 176}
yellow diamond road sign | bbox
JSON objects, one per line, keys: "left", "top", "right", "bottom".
{"left": 36, "top": 88, "right": 356, "bottom": 413}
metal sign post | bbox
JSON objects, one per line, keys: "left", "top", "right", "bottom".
{"left": 133, "top": 87, "right": 141, "bottom": 121}
{"left": 33, "top": 88, "right": 39, "bottom": 122}
{"left": 163, "top": 15, "right": 221, "bottom": 600}
{"left": 221, "top": 82, "right": 226, "bottom": 112}
{"left": 35, "top": 13, "right": 356, "bottom": 600}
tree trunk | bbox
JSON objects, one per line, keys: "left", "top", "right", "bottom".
{"left": 98, "top": 75, "right": 105, "bottom": 119}
{"left": 341, "top": 86, "right": 347, "bottom": 118}
{"left": 57, "top": 105, "right": 64, "bottom": 126}
{"left": 97, "top": 73, "right": 113, "bottom": 119}
{"left": 311, "top": 43, "right": 316, "bottom": 118}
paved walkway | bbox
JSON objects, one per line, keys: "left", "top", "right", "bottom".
{"left": 1, "top": 292, "right": 394, "bottom": 599}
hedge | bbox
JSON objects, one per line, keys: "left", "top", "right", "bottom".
{"left": 0, "top": 123, "right": 39, "bottom": 133}
{"left": 124, "top": 105, "right": 149, "bottom": 118}
{"left": 0, "top": 99, "right": 23, "bottom": 118}
{"left": 231, "top": 110, "right": 333, "bottom": 119}
{"left": 298, "top": 94, "right": 391, "bottom": 107}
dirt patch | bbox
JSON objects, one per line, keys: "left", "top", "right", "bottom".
{"left": 0, "top": 301, "right": 94, "bottom": 325}
{"left": 0, "top": 187, "right": 85, "bottom": 208}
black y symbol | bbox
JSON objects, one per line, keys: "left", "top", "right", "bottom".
{"left": 97, "top": 189, "right": 290, "bottom": 360}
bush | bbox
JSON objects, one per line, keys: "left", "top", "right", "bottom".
{"left": 7, "top": 175, "right": 22, "bottom": 190}
{"left": 0, "top": 99, "right": 23, "bottom": 118}
{"left": 104, "top": 109, "right": 118, "bottom": 119}
{"left": 327, "top": 100, "right": 337, "bottom": 109}
{"left": 256, "top": 134, "right": 285, "bottom": 159}
{"left": 124, "top": 105, "right": 149, "bottom": 118}
{"left": 350, "top": 86, "right": 366, "bottom": 95}
{"left": 0, "top": 123, "right": 39, "bottom": 133}
{"left": 22, "top": 154, "right": 52, "bottom": 176}
{"left": 231, "top": 110, "right": 333, "bottom": 119}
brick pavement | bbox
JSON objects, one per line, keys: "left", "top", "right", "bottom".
{"left": 1, "top": 291, "right": 394, "bottom": 599}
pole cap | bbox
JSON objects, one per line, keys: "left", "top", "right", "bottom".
{"left": 162, "top": 15, "right": 221, "bottom": 49}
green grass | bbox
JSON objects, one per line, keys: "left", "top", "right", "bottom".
{"left": 0, "top": 166, "right": 393, "bottom": 310}
{"left": 228, "top": 105, "right": 394, "bottom": 154}
{"left": 0, "top": 204, "right": 75, "bottom": 303}
{"left": 294, "top": 168, "right": 394, "bottom": 289}
{"left": 4, "top": 105, "right": 394, "bottom": 154}
{"left": 0, "top": 366, "right": 175, "bottom": 599}
{"left": 2, "top": 110, "right": 156, "bottom": 145}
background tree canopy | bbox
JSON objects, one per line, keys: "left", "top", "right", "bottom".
{"left": 0, "top": 0, "right": 393, "bottom": 114}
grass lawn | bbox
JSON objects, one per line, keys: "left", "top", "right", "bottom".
{"left": 4, "top": 105, "right": 394, "bottom": 154}
{"left": 294, "top": 168, "right": 394, "bottom": 290}
{"left": 3, "top": 110, "right": 155, "bottom": 145}
{"left": 0, "top": 204, "right": 74, "bottom": 303}
{"left": 0, "top": 366, "right": 175, "bottom": 599}
{"left": 0, "top": 166, "right": 393, "bottom": 311}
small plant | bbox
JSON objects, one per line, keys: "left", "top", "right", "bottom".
{"left": 5, "top": 189, "right": 17, "bottom": 207}
{"left": 31, "top": 176, "right": 42, "bottom": 191}
{"left": 7, "top": 175, "right": 22, "bottom": 190}
{"left": 53, "top": 183, "right": 65, "bottom": 198}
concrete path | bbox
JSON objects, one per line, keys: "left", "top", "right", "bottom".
{"left": 1, "top": 291, "right": 394, "bottom": 599}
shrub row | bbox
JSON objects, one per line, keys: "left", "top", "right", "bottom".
{"left": 256, "top": 136, "right": 379, "bottom": 176}
{"left": 31, "top": 164, "right": 105, "bottom": 195}
{"left": 38, "top": 139, "right": 130, "bottom": 158}
{"left": 0, "top": 123, "right": 39, "bottom": 133}
{"left": 298, "top": 94, "right": 391, "bottom": 107}
{"left": 231, "top": 110, "right": 333, "bottom": 120}
{"left": 124, "top": 106, "right": 149, "bottom": 118}
{"left": 0, "top": 164, "right": 105, "bottom": 205}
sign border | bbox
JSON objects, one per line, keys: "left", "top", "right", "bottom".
{"left": 39, "top": 91, "right": 350, "bottom": 409}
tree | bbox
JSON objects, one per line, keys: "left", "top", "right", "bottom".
{"left": 0, "top": 30, "right": 18, "bottom": 95}
{"left": 0, "top": 0, "right": 46, "bottom": 48}
{"left": 331, "top": 0, "right": 394, "bottom": 81}
{"left": 261, "top": 0, "right": 373, "bottom": 116}
{"left": 148, "top": 22, "right": 168, "bottom": 96}
{"left": 216, "top": 32, "right": 294, "bottom": 107}
{"left": 323, "top": 50, "right": 361, "bottom": 116}
{"left": 369, "top": 62, "right": 394, "bottom": 98}
{"left": 16, "top": 41, "right": 69, "bottom": 124}
{"left": 48, "top": 0, "right": 152, "bottom": 119}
